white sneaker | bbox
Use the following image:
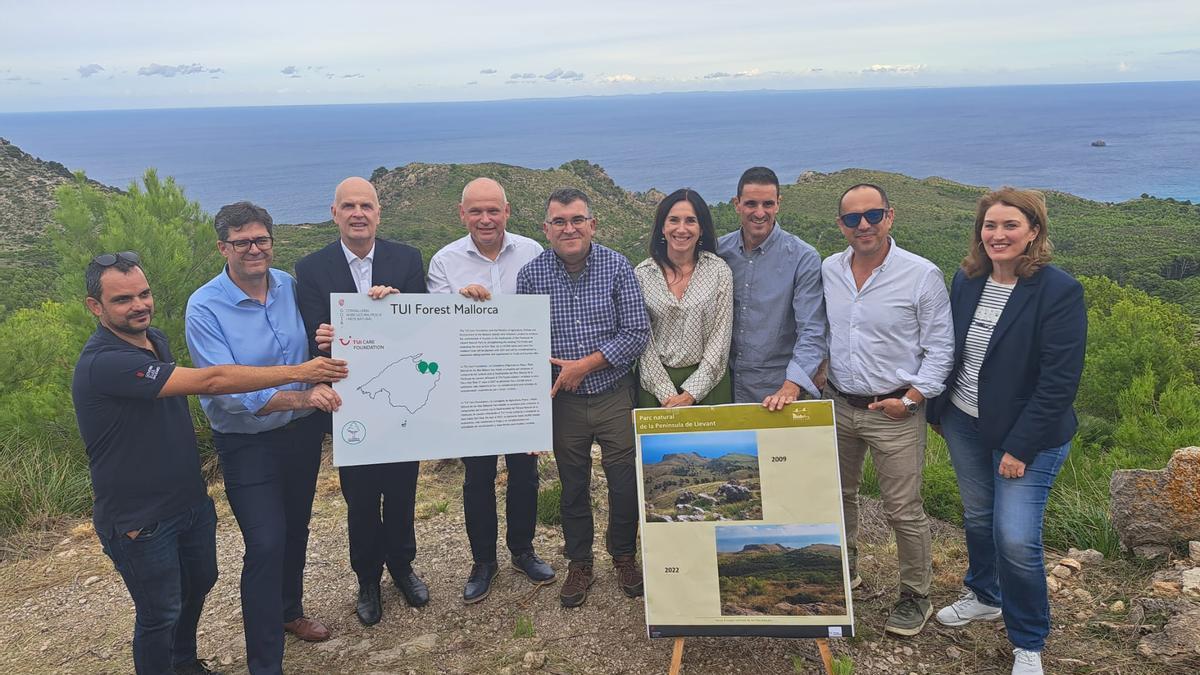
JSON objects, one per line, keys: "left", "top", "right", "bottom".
{"left": 1012, "top": 648, "right": 1043, "bottom": 675}
{"left": 936, "top": 588, "right": 1002, "bottom": 626}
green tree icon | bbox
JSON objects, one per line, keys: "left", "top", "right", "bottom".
{"left": 417, "top": 360, "right": 429, "bottom": 373}
{"left": 428, "top": 362, "right": 439, "bottom": 374}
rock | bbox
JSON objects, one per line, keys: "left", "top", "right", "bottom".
{"left": 1073, "top": 588, "right": 1094, "bottom": 603}
{"left": 901, "top": 646, "right": 913, "bottom": 657}
{"left": 716, "top": 482, "right": 752, "bottom": 502}
{"left": 1152, "top": 569, "right": 1182, "bottom": 584}
{"left": 82, "top": 575, "right": 101, "bottom": 587}
{"left": 1057, "top": 558, "right": 1083, "bottom": 573}
{"left": 1137, "top": 606, "right": 1200, "bottom": 665}
{"left": 1134, "top": 544, "right": 1172, "bottom": 560}
{"left": 1190, "top": 541, "right": 1200, "bottom": 563}
{"left": 1050, "top": 565, "right": 1073, "bottom": 579}
{"left": 1152, "top": 581, "right": 1182, "bottom": 597}
{"left": 674, "top": 491, "right": 696, "bottom": 505}
{"left": 1110, "top": 447, "right": 1200, "bottom": 550}
{"left": 1046, "top": 576, "right": 1061, "bottom": 593}
{"left": 1067, "top": 548, "right": 1105, "bottom": 565}
{"left": 1111, "top": 600, "right": 1126, "bottom": 613}
{"left": 1182, "top": 568, "right": 1200, "bottom": 598}
{"left": 218, "top": 654, "right": 233, "bottom": 666}
{"left": 523, "top": 651, "right": 547, "bottom": 669}
{"left": 945, "top": 646, "right": 962, "bottom": 659}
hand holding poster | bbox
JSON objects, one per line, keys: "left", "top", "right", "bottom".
{"left": 634, "top": 401, "right": 855, "bottom": 638}
{"left": 331, "top": 293, "right": 552, "bottom": 466}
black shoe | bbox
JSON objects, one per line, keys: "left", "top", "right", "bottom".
{"left": 356, "top": 582, "right": 382, "bottom": 626}
{"left": 174, "top": 658, "right": 223, "bottom": 675}
{"left": 511, "top": 551, "right": 555, "bottom": 585}
{"left": 393, "top": 570, "right": 430, "bottom": 607}
{"left": 463, "top": 562, "right": 500, "bottom": 604}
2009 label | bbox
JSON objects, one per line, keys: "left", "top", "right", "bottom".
{"left": 771, "top": 456, "right": 787, "bottom": 462}
{"left": 664, "top": 566, "right": 680, "bottom": 573}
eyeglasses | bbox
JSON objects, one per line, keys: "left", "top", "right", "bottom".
{"left": 839, "top": 209, "right": 888, "bottom": 228}
{"left": 222, "top": 236, "right": 274, "bottom": 252}
{"left": 545, "top": 216, "right": 592, "bottom": 229}
{"left": 92, "top": 251, "right": 141, "bottom": 266}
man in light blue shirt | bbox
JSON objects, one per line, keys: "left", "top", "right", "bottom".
{"left": 717, "top": 166, "right": 827, "bottom": 409}
{"left": 186, "top": 201, "right": 340, "bottom": 675}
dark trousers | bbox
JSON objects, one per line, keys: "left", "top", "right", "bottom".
{"left": 551, "top": 378, "right": 639, "bottom": 562}
{"left": 213, "top": 414, "right": 323, "bottom": 675}
{"left": 339, "top": 459, "right": 419, "bottom": 585}
{"left": 98, "top": 498, "right": 218, "bottom": 675}
{"left": 463, "top": 453, "right": 539, "bottom": 563}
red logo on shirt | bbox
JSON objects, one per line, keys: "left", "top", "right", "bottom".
{"left": 136, "top": 371, "right": 145, "bottom": 378}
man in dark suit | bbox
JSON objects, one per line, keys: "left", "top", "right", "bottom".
{"left": 295, "top": 176, "right": 428, "bottom": 626}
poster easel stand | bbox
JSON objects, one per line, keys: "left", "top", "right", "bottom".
{"left": 666, "top": 637, "right": 835, "bottom": 675}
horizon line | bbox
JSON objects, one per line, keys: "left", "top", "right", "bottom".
{"left": 2, "top": 79, "right": 1197, "bottom": 116}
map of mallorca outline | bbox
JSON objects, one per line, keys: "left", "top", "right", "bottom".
{"left": 356, "top": 352, "right": 441, "bottom": 415}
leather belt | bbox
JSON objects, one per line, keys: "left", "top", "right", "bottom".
{"left": 829, "top": 384, "right": 908, "bottom": 410}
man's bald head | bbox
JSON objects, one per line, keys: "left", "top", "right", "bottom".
{"left": 332, "top": 176, "right": 381, "bottom": 256}
{"left": 459, "top": 177, "right": 511, "bottom": 258}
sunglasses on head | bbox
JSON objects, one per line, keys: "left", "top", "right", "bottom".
{"left": 839, "top": 208, "right": 888, "bottom": 228}
{"left": 92, "top": 251, "right": 141, "bottom": 266}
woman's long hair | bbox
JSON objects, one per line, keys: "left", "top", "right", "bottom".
{"left": 650, "top": 188, "right": 717, "bottom": 272}
{"left": 962, "top": 187, "right": 1053, "bottom": 279}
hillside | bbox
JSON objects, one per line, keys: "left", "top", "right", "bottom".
{"left": 643, "top": 451, "right": 761, "bottom": 521}
{"left": 0, "top": 138, "right": 117, "bottom": 312}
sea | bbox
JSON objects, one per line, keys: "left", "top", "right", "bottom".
{"left": 2, "top": 81, "right": 1197, "bottom": 224}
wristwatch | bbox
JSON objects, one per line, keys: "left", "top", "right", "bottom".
{"left": 900, "top": 395, "right": 919, "bottom": 415}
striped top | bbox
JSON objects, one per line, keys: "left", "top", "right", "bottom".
{"left": 950, "top": 278, "right": 1016, "bottom": 418}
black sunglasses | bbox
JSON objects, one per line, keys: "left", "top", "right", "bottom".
{"left": 92, "top": 251, "right": 141, "bottom": 266}
{"left": 839, "top": 208, "right": 888, "bottom": 228}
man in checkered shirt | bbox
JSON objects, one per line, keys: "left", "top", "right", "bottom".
{"left": 516, "top": 187, "right": 651, "bottom": 608}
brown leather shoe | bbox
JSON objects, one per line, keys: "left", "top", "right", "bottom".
{"left": 612, "top": 555, "right": 644, "bottom": 597}
{"left": 283, "top": 616, "right": 331, "bottom": 642}
{"left": 559, "top": 560, "right": 595, "bottom": 608}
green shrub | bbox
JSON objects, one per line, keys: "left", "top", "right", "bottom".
{"left": 537, "top": 480, "right": 562, "bottom": 526}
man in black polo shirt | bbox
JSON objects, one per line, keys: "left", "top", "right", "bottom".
{"left": 72, "top": 252, "right": 346, "bottom": 675}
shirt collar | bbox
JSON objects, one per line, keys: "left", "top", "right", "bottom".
{"left": 552, "top": 243, "right": 595, "bottom": 273}
{"left": 341, "top": 240, "right": 375, "bottom": 266}
{"left": 466, "top": 233, "right": 512, "bottom": 260}
{"left": 838, "top": 236, "right": 898, "bottom": 272}
{"left": 217, "top": 265, "right": 277, "bottom": 304}
{"left": 739, "top": 222, "right": 781, "bottom": 253}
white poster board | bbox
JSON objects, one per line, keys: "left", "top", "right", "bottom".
{"left": 331, "top": 293, "right": 552, "bottom": 466}
{"left": 635, "top": 402, "right": 855, "bottom": 638}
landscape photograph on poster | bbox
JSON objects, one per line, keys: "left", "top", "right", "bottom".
{"left": 640, "top": 430, "right": 762, "bottom": 522}
{"left": 715, "top": 524, "right": 847, "bottom": 617}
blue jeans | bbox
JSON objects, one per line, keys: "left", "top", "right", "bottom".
{"left": 97, "top": 498, "right": 218, "bottom": 675}
{"left": 941, "top": 404, "right": 1069, "bottom": 651}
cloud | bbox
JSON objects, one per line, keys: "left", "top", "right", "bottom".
{"left": 281, "top": 65, "right": 299, "bottom": 75}
{"left": 466, "top": 80, "right": 479, "bottom": 85}
{"left": 703, "top": 71, "right": 732, "bottom": 79}
{"left": 341, "top": 73, "right": 364, "bottom": 79}
{"left": 602, "top": 74, "right": 637, "bottom": 83}
{"left": 137, "top": 63, "right": 223, "bottom": 77}
{"left": 479, "top": 68, "right": 497, "bottom": 75}
{"left": 863, "top": 64, "right": 926, "bottom": 74}
{"left": 703, "top": 69, "right": 762, "bottom": 79}
{"left": 77, "top": 64, "right": 104, "bottom": 78}
{"left": 542, "top": 68, "right": 584, "bottom": 81}
{"left": 1118, "top": 61, "right": 1132, "bottom": 72}
{"left": 510, "top": 72, "right": 537, "bottom": 79}
{"left": 1161, "top": 48, "right": 1200, "bottom": 56}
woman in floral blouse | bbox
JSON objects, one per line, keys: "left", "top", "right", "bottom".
{"left": 634, "top": 188, "right": 734, "bottom": 407}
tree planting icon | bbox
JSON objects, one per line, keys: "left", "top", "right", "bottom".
{"left": 417, "top": 360, "right": 439, "bottom": 375}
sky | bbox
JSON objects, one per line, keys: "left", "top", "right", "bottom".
{"left": 641, "top": 430, "right": 758, "bottom": 464}
{"left": 2, "top": 0, "right": 1198, "bottom": 112}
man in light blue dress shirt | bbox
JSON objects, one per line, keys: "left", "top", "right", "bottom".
{"left": 717, "top": 166, "right": 827, "bottom": 409}
{"left": 186, "top": 202, "right": 340, "bottom": 675}
{"left": 822, "top": 183, "right": 954, "bottom": 638}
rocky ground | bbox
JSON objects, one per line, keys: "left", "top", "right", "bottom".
{"left": 0, "top": 448, "right": 1197, "bottom": 675}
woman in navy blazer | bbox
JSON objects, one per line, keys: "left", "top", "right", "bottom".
{"left": 926, "top": 188, "right": 1086, "bottom": 675}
